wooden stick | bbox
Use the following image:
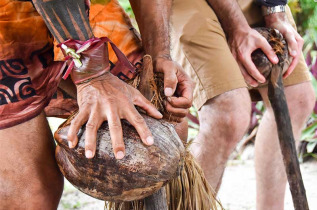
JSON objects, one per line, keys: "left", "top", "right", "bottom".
{"left": 268, "top": 65, "right": 309, "bottom": 210}
{"left": 144, "top": 188, "right": 168, "bottom": 210}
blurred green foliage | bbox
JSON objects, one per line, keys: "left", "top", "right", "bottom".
{"left": 118, "top": 0, "right": 134, "bottom": 18}
{"left": 289, "top": 0, "right": 317, "bottom": 36}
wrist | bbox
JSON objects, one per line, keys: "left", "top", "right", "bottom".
{"left": 264, "top": 11, "right": 288, "bottom": 26}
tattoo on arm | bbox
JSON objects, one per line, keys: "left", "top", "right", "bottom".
{"left": 32, "top": 0, "right": 94, "bottom": 43}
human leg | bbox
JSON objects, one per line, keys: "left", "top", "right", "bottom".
{"left": 0, "top": 112, "right": 64, "bottom": 210}
{"left": 190, "top": 88, "right": 251, "bottom": 191}
{"left": 255, "top": 81, "right": 315, "bottom": 210}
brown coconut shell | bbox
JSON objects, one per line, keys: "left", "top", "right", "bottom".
{"left": 252, "top": 27, "right": 292, "bottom": 84}
{"left": 54, "top": 55, "right": 185, "bottom": 202}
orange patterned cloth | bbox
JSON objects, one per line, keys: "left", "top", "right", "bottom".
{"left": 46, "top": 0, "right": 145, "bottom": 118}
{"left": 0, "top": 0, "right": 64, "bottom": 129}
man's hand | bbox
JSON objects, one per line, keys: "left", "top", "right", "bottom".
{"left": 228, "top": 28, "right": 279, "bottom": 87}
{"left": 264, "top": 12, "right": 304, "bottom": 78}
{"left": 67, "top": 73, "right": 163, "bottom": 160}
{"left": 154, "top": 57, "right": 194, "bottom": 119}
{"left": 207, "top": 0, "right": 278, "bottom": 87}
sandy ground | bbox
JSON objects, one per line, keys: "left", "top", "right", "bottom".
{"left": 218, "top": 159, "right": 317, "bottom": 210}
{"left": 49, "top": 119, "right": 317, "bottom": 210}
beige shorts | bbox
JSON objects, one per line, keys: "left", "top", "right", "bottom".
{"left": 171, "top": 0, "right": 310, "bottom": 110}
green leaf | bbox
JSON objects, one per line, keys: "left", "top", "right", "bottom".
{"left": 301, "top": 121, "right": 317, "bottom": 140}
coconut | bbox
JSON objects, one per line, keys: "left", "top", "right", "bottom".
{"left": 55, "top": 114, "right": 184, "bottom": 202}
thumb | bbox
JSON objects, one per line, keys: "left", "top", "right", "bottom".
{"left": 163, "top": 66, "right": 178, "bottom": 97}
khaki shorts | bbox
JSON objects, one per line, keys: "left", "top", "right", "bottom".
{"left": 171, "top": 0, "right": 310, "bottom": 110}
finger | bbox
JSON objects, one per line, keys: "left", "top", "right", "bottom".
{"left": 283, "top": 31, "right": 304, "bottom": 78}
{"left": 133, "top": 91, "right": 163, "bottom": 119}
{"left": 165, "top": 102, "right": 189, "bottom": 118}
{"left": 84, "top": 111, "right": 102, "bottom": 159}
{"left": 240, "top": 54, "right": 266, "bottom": 83}
{"left": 238, "top": 62, "right": 259, "bottom": 87}
{"left": 172, "top": 76, "right": 194, "bottom": 108}
{"left": 67, "top": 110, "right": 89, "bottom": 149}
{"left": 259, "top": 38, "right": 279, "bottom": 64}
{"left": 284, "top": 32, "right": 298, "bottom": 58}
{"left": 125, "top": 107, "right": 154, "bottom": 146}
{"left": 283, "top": 55, "right": 298, "bottom": 79}
{"left": 163, "top": 64, "right": 178, "bottom": 97}
{"left": 166, "top": 96, "right": 192, "bottom": 109}
{"left": 295, "top": 32, "right": 304, "bottom": 52}
{"left": 107, "top": 110, "right": 125, "bottom": 160}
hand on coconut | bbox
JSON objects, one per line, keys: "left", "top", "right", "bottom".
{"left": 154, "top": 56, "right": 194, "bottom": 120}
{"left": 67, "top": 73, "right": 163, "bottom": 160}
{"left": 228, "top": 27, "right": 279, "bottom": 87}
{"left": 264, "top": 11, "right": 304, "bottom": 78}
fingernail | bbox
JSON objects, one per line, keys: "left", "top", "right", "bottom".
{"left": 68, "top": 141, "right": 73, "bottom": 148}
{"left": 116, "top": 151, "right": 124, "bottom": 159}
{"left": 291, "top": 50, "right": 297, "bottom": 56}
{"left": 164, "top": 88, "right": 173, "bottom": 97}
{"left": 146, "top": 136, "right": 154, "bottom": 145}
{"left": 274, "top": 56, "right": 279, "bottom": 63}
{"left": 85, "top": 150, "right": 93, "bottom": 159}
{"left": 158, "top": 112, "right": 163, "bottom": 118}
{"left": 250, "top": 83, "right": 258, "bottom": 87}
{"left": 167, "top": 97, "right": 172, "bottom": 102}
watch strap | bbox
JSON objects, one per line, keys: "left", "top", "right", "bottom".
{"left": 262, "top": 5, "right": 286, "bottom": 16}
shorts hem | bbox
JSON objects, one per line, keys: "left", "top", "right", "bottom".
{"left": 193, "top": 79, "right": 247, "bottom": 110}
{"left": 0, "top": 103, "right": 47, "bottom": 130}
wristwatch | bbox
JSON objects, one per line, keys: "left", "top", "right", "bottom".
{"left": 262, "top": 5, "right": 286, "bottom": 16}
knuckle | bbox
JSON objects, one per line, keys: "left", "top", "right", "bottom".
{"left": 237, "top": 49, "right": 244, "bottom": 60}
{"left": 85, "top": 122, "right": 97, "bottom": 130}
{"left": 106, "top": 96, "right": 117, "bottom": 106}
{"left": 110, "top": 122, "right": 122, "bottom": 130}
{"left": 165, "top": 75, "right": 177, "bottom": 84}
{"left": 133, "top": 115, "right": 145, "bottom": 125}
{"left": 181, "top": 109, "right": 189, "bottom": 116}
{"left": 185, "top": 102, "right": 192, "bottom": 108}
{"left": 71, "top": 119, "right": 81, "bottom": 128}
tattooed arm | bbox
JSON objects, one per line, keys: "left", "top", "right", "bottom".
{"left": 32, "top": 0, "right": 163, "bottom": 159}
{"left": 32, "top": 0, "right": 93, "bottom": 42}
{"left": 130, "top": 0, "right": 194, "bottom": 120}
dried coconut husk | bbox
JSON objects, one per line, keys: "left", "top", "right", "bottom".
{"left": 106, "top": 55, "right": 221, "bottom": 210}
{"left": 251, "top": 27, "right": 292, "bottom": 85}
{"left": 106, "top": 142, "right": 221, "bottom": 210}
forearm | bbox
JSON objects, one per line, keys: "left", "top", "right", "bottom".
{"left": 129, "top": 0, "right": 171, "bottom": 59}
{"left": 32, "top": 0, "right": 93, "bottom": 43}
{"left": 206, "top": 0, "right": 250, "bottom": 37}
